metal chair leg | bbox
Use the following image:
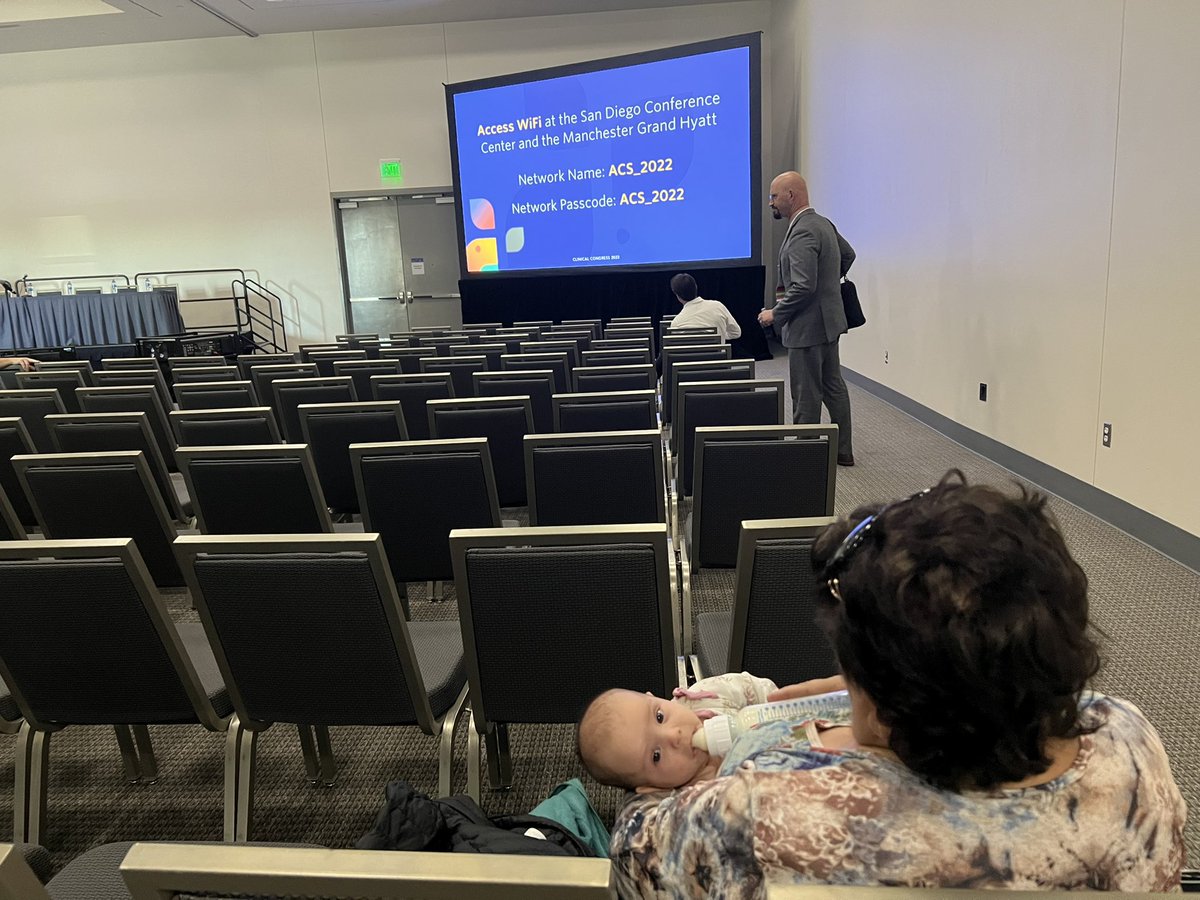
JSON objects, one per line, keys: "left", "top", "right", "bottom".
{"left": 297, "top": 725, "right": 320, "bottom": 784}
{"left": 314, "top": 725, "right": 336, "bottom": 787}
{"left": 25, "top": 730, "right": 51, "bottom": 846}
{"left": 235, "top": 727, "right": 258, "bottom": 842}
{"left": 223, "top": 715, "right": 243, "bottom": 841}
{"left": 13, "top": 721, "right": 34, "bottom": 843}
{"left": 113, "top": 724, "right": 142, "bottom": 784}
{"left": 467, "top": 710, "right": 481, "bottom": 803}
{"left": 436, "top": 686, "right": 469, "bottom": 798}
{"left": 132, "top": 725, "right": 158, "bottom": 783}
{"left": 485, "top": 723, "right": 512, "bottom": 791}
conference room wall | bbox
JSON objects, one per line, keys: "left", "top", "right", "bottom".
{"left": 0, "top": 32, "right": 343, "bottom": 344}
{"left": 0, "top": 2, "right": 770, "bottom": 347}
{"left": 777, "top": 0, "right": 1200, "bottom": 539}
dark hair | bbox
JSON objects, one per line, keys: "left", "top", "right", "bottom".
{"left": 670, "top": 273, "right": 698, "bottom": 302}
{"left": 813, "top": 470, "right": 1100, "bottom": 790}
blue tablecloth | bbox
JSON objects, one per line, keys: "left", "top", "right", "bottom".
{"left": 0, "top": 289, "right": 185, "bottom": 349}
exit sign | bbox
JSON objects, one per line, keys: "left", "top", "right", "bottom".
{"left": 379, "top": 159, "right": 403, "bottom": 185}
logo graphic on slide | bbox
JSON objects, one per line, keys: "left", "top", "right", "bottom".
{"left": 469, "top": 198, "right": 496, "bottom": 230}
{"left": 505, "top": 227, "right": 525, "bottom": 254}
{"left": 466, "top": 238, "right": 499, "bottom": 272}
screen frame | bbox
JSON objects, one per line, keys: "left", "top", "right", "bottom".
{"left": 444, "top": 32, "right": 762, "bottom": 280}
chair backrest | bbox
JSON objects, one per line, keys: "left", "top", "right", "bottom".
{"left": 590, "top": 338, "right": 651, "bottom": 351}
{"left": 671, "top": 359, "right": 757, "bottom": 424}
{"left": 235, "top": 353, "right": 295, "bottom": 379}
{"left": 0, "top": 538, "right": 226, "bottom": 729}
{"left": 308, "top": 350, "right": 367, "bottom": 378}
{"left": 676, "top": 380, "right": 785, "bottom": 496}
{"left": 602, "top": 326, "right": 653, "bottom": 343}
{"left": 724, "top": 517, "right": 840, "bottom": 694}
{"left": 662, "top": 332, "right": 722, "bottom": 348}
{"left": 271, "top": 377, "right": 357, "bottom": 443}
{"left": 171, "top": 366, "right": 240, "bottom": 388}
{"left": 101, "top": 357, "right": 159, "bottom": 371}
{"left": 336, "top": 332, "right": 379, "bottom": 345}
{"left": 525, "top": 430, "right": 665, "bottom": 527}
{"left": 91, "top": 369, "right": 173, "bottom": 414}
{"left": 572, "top": 363, "right": 657, "bottom": 394}
{"left": 46, "top": 413, "right": 185, "bottom": 521}
{"left": 118, "top": 843, "right": 615, "bottom": 899}
{"left": 388, "top": 331, "right": 419, "bottom": 346}
{"left": 13, "top": 452, "right": 185, "bottom": 586}
{"left": 351, "top": 438, "right": 501, "bottom": 585}
{"left": 691, "top": 425, "right": 837, "bottom": 567}
{"left": 661, "top": 344, "right": 732, "bottom": 423}
{"left": 513, "top": 319, "right": 552, "bottom": 331}
{"left": 552, "top": 390, "right": 657, "bottom": 433}
{"left": 427, "top": 397, "right": 533, "bottom": 507}
{"left": 249, "top": 363, "right": 318, "bottom": 415}
{"left": 519, "top": 341, "right": 579, "bottom": 368}
{"left": 420, "top": 355, "right": 487, "bottom": 398}
{"left": 299, "top": 401, "right": 408, "bottom": 512}
{"left": 450, "top": 342, "right": 505, "bottom": 371}
{"left": 76, "top": 385, "right": 177, "bottom": 471}
{"left": 417, "top": 335, "right": 472, "bottom": 357}
{"left": 174, "top": 380, "right": 258, "bottom": 410}
{"left": 175, "top": 533, "right": 437, "bottom": 729}
{"left": 177, "top": 445, "right": 332, "bottom": 534}
{"left": 332, "top": 359, "right": 403, "bottom": 401}
{"left": 0, "top": 390, "right": 66, "bottom": 453}
{"left": 170, "top": 408, "right": 282, "bottom": 447}
{"left": 0, "top": 484, "right": 25, "bottom": 540}
{"left": 473, "top": 370, "right": 555, "bottom": 433}
{"left": 0, "top": 418, "right": 37, "bottom": 525}
{"left": 297, "top": 343, "right": 339, "bottom": 362}
{"left": 451, "top": 525, "right": 677, "bottom": 730}
{"left": 167, "top": 356, "right": 227, "bottom": 370}
{"left": 579, "top": 348, "right": 653, "bottom": 368}
{"left": 14, "top": 370, "right": 86, "bottom": 412}
{"left": 34, "top": 360, "right": 95, "bottom": 383}
{"left": 369, "top": 373, "right": 455, "bottom": 442}
{"left": 500, "top": 353, "right": 570, "bottom": 392}
{"left": 377, "top": 346, "right": 436, "bottom": 373}
{"left": 357, "top": 339, "right": 384, "bottom": 359}
{"left": 558, "top": 318, "right": 602, "bottom": 338}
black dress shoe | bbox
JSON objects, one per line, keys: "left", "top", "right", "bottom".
{"left": 837, "top": 454, "right": 855, "bottom": 467}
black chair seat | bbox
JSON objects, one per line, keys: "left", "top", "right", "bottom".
{"left": 175, "top": 622, "right": 234, "bottom": 719}
{"left": 409, "top": 620, "right": 467, "bottom": 719}
{"left": 694, "top": 611, "right": 732, "bottom": 681}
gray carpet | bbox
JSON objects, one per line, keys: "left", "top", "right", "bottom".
{"left": 2, "top": 351, "right": 1196, "bottom": 871}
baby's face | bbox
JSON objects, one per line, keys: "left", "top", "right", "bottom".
{"left": 600, "top": 690, "right": 709, "bottom": 791}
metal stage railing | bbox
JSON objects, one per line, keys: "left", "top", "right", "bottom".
{"left": 131, "top": 268, "right": 288, "bottom": 353}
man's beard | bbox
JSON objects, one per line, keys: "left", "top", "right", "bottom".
{"left": 771, "top": 208, "right": 782, "bottom": 220}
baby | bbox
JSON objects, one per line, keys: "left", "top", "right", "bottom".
{"left": 577, "top": 672, "right": 777, "bottom": 793}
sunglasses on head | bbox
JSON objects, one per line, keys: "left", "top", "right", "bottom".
{"left": 825, "top": 487, "right": 933, "bottom": 602}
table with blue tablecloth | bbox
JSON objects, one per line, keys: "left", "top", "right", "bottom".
{"left": 0, "top": 289, "right": 185, "bottom": 348}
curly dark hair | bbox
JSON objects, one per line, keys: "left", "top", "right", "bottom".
{"left": 812, "top": 470, "right": 1101, "bottom": 790}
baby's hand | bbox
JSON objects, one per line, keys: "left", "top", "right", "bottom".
{"left": 672, "top": 687, "right": 719, "bottom": 702}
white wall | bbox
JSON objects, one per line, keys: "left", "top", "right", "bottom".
{"left": 0, "top": 2, "right": 770, "bottom": 346}
{"left": 778, "top": 0, "right": 1200, "bottom": 538}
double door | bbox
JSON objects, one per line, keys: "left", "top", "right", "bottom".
{"left": 337, "top": 193, "right": 462, "bottom": 335}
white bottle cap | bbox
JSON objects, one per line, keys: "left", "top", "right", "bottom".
{"left": 692, "top": 715, "right": 734, "bottom": 756}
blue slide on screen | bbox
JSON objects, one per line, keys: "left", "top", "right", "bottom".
{"left": 447, "top": 38, "right": 756, "bottom": 276}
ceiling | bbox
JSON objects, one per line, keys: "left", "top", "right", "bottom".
{"left": 0, "top": 0, "right": 738, "bottom": 54}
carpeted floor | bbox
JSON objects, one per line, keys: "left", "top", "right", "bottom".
{"left": 3, "top": 349, "right": 1196, "bottom": 872}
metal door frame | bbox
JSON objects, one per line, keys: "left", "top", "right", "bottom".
{"left": 332, "top": 187, "right": 459, "bottom": 337}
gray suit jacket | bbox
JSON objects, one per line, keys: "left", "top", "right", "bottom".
{"left": 774, "top": 208, "right": 856, "bottom": 348}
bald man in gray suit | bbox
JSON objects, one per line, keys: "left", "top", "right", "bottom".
{"left": 758, "top": 172, "right": 857, "bottom": 465}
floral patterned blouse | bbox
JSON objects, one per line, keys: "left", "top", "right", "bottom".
{"left": 611, "top": 694, "right": 1186, "bottom": 897}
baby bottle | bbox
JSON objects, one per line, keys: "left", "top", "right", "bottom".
{"left": 691, "top": 690, "right": 849, "bottom": 755}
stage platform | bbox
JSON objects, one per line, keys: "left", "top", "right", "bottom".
{"left": 0, "top": 288, "right": 185, "bottom": 350}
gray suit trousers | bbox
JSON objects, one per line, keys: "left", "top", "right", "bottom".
{"left": 788, "top": 338, "right": 853, "bottom": 457}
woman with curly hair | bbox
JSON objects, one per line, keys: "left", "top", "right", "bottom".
{"left": 611, "top": 471, "right": 1185, "bottom": 896}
